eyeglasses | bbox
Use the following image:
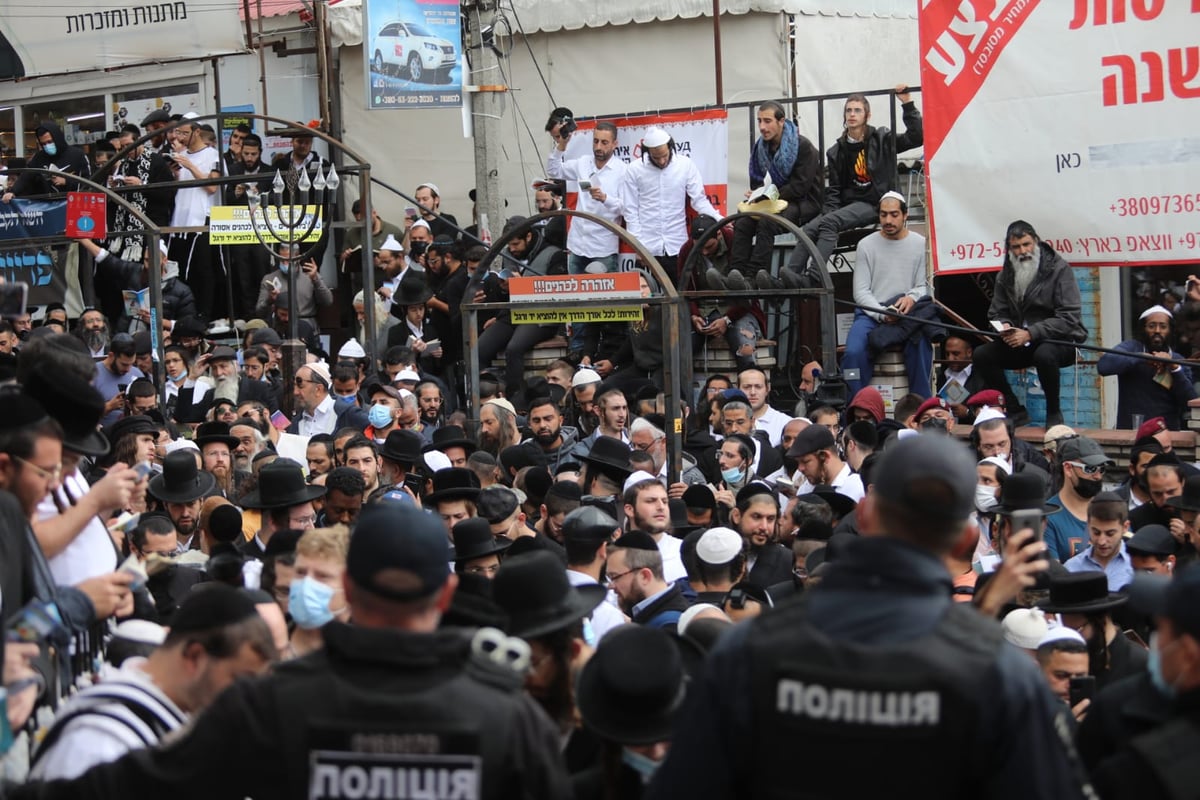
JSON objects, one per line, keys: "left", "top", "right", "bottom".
{"left": 1068, "top": 462, "right": 1105, "bottom": 476}
{"left": 605, "top": 568, "right": 636, "bottom": 584}
{"left": 289, "top": 514, "right": 317, "bottom": 528}
{"left": 14, "top": 456, "right": 63, "bottom": 484}
{"left": 631, "top": 440, "right": 659, "bottom": 452}
{"left": 294, "top": 377, "right": 325, "bottom": 388}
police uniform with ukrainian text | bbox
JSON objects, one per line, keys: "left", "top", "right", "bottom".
{"left": 11, "top": 622, "right": 570, "bottom": 800}
{"left": 647, "top": 436, "right": 1094, "bottom": 800}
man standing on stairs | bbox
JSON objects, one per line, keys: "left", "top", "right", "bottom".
{"left": 971, "top": 220, "right": 1087, "bottom": 428}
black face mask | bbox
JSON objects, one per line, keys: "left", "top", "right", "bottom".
{"left": 1074, "top": 475, "right": 1104, "bottom": 499}
{"left": 920, "top": 417, "right": 949, "bottom": 434}
{"left": 782, "top": 450, "right": 798, "bottom": 475}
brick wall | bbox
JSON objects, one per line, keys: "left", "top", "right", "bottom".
{"left": 1003, "top": 267, "right": 1103, "bottom": 428}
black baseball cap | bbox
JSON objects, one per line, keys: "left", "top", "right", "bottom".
{"left": 1127, "top": 524, "right": 1178, "bottom": 557}
{"left": 872, "top": 434, "right": 977, "bottom": 521}
{"left": 347, "top": 504, "right": 451, "bottom": 601}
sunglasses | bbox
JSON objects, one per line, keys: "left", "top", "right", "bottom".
{"left": 1068, "top": 461, "right": 1105, "bottom": 476}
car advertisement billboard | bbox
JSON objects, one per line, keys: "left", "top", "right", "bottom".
{"left": 363, "top": 0, "right": 462, "bottom": 109}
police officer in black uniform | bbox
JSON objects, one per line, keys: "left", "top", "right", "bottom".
{"left": 12, "top": 504, "right": 571, "bottom": 800}
{"left": 647, "top": 434, "right": 1093, "bottom": 799}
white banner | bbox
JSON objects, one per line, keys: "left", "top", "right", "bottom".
{"left": 0, "top": 0, "right": 245, "bottom": 79}
{"left": 920, "top": 1, "right": 1200, "bottom": 273}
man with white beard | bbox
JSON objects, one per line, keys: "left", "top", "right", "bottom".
{"left": 970, "top": 220, "right": 1087, "bottom": 429}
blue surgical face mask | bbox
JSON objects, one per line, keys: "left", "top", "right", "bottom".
{"left": 1148, "top": 632, "right": 1178, "bottom": 698}
{"left": 336, "top": 391, "right": 359, "bottom": 402}
{"left": 288, "top": 576, "right": 336, "bottom": 630}
{"left": 43, "top": 142, "right": 57, "bottom": 157}
{"left": 721, "top": 466, "right": 744, "bottom": 485}
{"left": 622, "top": 748, "right": 662, "bottom": 783}
{"left": 279, "top": 262, "right": 289, "bottom": 274}
{"left": 368, "top": 403, "right": 393, "bottom": 429}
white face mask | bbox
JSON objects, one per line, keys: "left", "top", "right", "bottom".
{"left": 975, "top": 484, "right": 999, "bottom": 513}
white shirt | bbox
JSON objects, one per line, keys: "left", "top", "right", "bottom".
{"left": 829, "top": 463, "right": 865, "bottom": 503}
{"left": 621, "top": 154, "right": 718, "bottom": 257}
{"left": 30, "top": 666, "right": 186, "bottom": 780}
{"left": 943, "top": 364, "right": 972, "bottom": 386}
{"left": 545, "top": 149, "right": 627, "bottom": 258}
{"left": 298, "top": 393, "right": 337, "bottom": 436}
{"left": 37, "top": 467, "right": 119, "bottom": 587}
{"left": 656, "top": 532, "right": 687, "bottom": 583}
{"left": 566, "top": 569, "right": 626, "bottom": 642}
{"left": 170, "top": 145, "right": 220, "bottom": 227}
{"left": 754, "top": 406, "right": 791, "bottom": 448}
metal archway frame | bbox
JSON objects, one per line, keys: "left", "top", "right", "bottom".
{"left": 680, "top": 209, "right": 838, "bottom": 380}
{"left": 96, "top": 113, "right": 379, "bottom": 373}
{"left": 0, "top": 167, "right": 172, "bottom": 405}
{"left": 464, "top": 208, "right": 691, "bottom": 481}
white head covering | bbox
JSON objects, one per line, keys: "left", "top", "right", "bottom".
{"left": 337, "top": 339, "right": 366, "bottom": 359}
{"left": 1002, "top": 608, "right": 1048, "bottom": 649}
{"left": 642, "top": 127, "right": 670, "bottom": 148}
{"left": 1139, "top": 304, "right": 1172, "bottom": 321}
{"left": 973, "top": 406, "right": 1008, "bottom": 427}
{"left": 623, "top": 470, "right": 658, "bottom": 493}
{"left": 377, "top": 233, "right": 404, "bottom": 253}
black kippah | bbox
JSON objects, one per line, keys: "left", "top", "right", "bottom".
{"left": 170, "top": 585, "right": 258, "bottom": 634}
{"left": 614, "top": 529, "right": 658, "bottom": 552}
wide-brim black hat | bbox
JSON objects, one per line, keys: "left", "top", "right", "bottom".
{"left": 239, "top": 459, "right": 326, "bottom": 509}
{"left": 993, "top": 470, "right": 1058, "bottom": 515}
{"left": 578, "top": 436, "right": 633, "bottom": 477}
{"left": 452, "top": 518, "right": 513, "bottom": 563}
{"left": 492, "top": 551, "right": 605, "bottom": 640}
{"left": 148, "top": 450, "right": 217, "bottom": 504}
{"left": 1164, "top": 475, "right": 1200, "bottom": 512}
{"left": 106, "top": 414, "right": 159, "bottom": 445}
{"left": 576, "top": 625, "right": 687, "bottom": 745}
{"left": 194, "top": 421, "right": 240, "bottom": 452}
{"left": 391, "top": 272, "right": 434, "bottom": 314}
{"left": 23, "top": 367, "right": 110, "bottom": 457}
{"left": 441, "top": 572, "right": 509, "bottom": 629}
{"left": 809, "top": 484, "right": 858, "bottom": 518}
{"left": 1039, "top": 572, "right": 1128, "bottom": 614}
{"left": 423, "top": 424, "right": 477, "bottom": 455}
{"left": 380, "top": 429, "right": 424, "bottom": 465}
{"left": 425, "top": 467, "right": 482, "bottom": 505}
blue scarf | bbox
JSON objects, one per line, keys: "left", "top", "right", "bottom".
{"left": 749, "top": 119, "right": 800, "bottom": 189}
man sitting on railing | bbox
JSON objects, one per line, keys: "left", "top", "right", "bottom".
{"left": 788, "top": 86, "right": 922, "bottom": 282}
{"left": 1097, "top": 304, "right": 1196, "bottom": 430}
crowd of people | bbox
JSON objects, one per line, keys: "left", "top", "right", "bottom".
{"left": 0, "top": 93, "right": 1199, "bottom": 798}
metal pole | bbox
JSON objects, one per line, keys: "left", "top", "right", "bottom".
{"left": 468, "top": 0, "right": 503, "bottom": 244}
{"left": 314, "top": 0, "right": 332, "bottom": 128}
{"left": 213, "top": 58, "right": 238, "bottom": 324}
{"left": 257, "top": 0, "right": 269, "bottom": 118}
{"left": 712, "top": 0, "right": 724, "bottom": 106}
{"left": 360, "top": 165, "right": 376, "bottom": 368}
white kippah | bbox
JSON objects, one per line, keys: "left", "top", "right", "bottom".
{"left": 1139, "top": 304, "right": 1172, "bottom": 321}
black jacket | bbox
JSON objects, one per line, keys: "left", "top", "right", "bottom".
{"left": 10, "top": 623, "right": 571, "bottom": 800}
{"left": 745, "top": 542, "right": 794, "bottom": 589}
{"left": 1088, "top": 684, "right": 1200, "bottom": 800}
{"left": 1078, "top": 672, "right": 1173, "bottom": 774}
{"left": 631, "top": 584, "right": 691, "bottom": 632}
{"left": 825, "top": 101, "right": 922, "bottom": 210}
{"left": 987, "top": 241, "right": 1087, "bottom": 345}
{"left": 94, "top": 249, "right": 197, "bottom": 329}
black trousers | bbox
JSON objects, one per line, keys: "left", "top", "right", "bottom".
{"left": 972, "top": 340, "right": 1077, "bottom": 415}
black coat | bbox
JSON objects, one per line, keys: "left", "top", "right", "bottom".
{"left": 825, "top": 101, "right": 922, "bottom": 209}
{"left": 746, "top": 543, "right": 794, "bottom": 589}
{"left": 987, "top": 241, "right": 1087, "bottom": 345}
{"left": 9, "top": 121, "right": 90, "bottom": 197}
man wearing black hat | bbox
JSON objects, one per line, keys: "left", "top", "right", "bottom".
{"left": 1041, "top": 572, "right": 1147, "bottom": 691}
{"left": 1079, "top": 568, "right": 1200, "bottom": 798}
{"left": 367, "top": 429, "right": 424, "bottom": 505}
{"left": 606, "top": 531, "right": 691, "bottom": 631}
{"left": 789, "top": 424, "right": 864, "bottom": 503}
{"left": 652, "top": 434, "right": 1091, "bottom": 799}
{"left": 149, "top": 450, "right": 217, "bottom": 554}
{"left": 426, "top": 467, "right": 482, "bottom": 536}
{"left": 14, "top": 504, "right": 571, "bottom": 798}
{"left": 493, "top": 549, "right": 605, "bottom": 745}
{"left": 206, "top": 345, "right": 279, "bottom": 413}
{"left": 195, "top": 421, "right": 251, "bottom": 501}
{"left": 424, "top": 424, "right": 475, "bottom": 469}
{"left": 1127, "top": 524, "right": 1179, "bottom": 576}
{"left": 30, "top": 585, "right": 274, "bottom": 779}
{"left": 578, "top": 435, "right": 634, "bottom": 501}
{"left": 237, "top": 459, "right": 326, "bottom": 557}
{"left": 563, "top": 505, "right": 626, "bottom": 640}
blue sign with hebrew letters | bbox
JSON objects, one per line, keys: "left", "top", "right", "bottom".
{"left": 0, "top": 199, "right": 67, "bottom": 241}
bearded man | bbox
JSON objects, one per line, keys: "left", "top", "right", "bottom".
{"left": 1098, "top": 304, "right": 1196, "bottom": 430}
